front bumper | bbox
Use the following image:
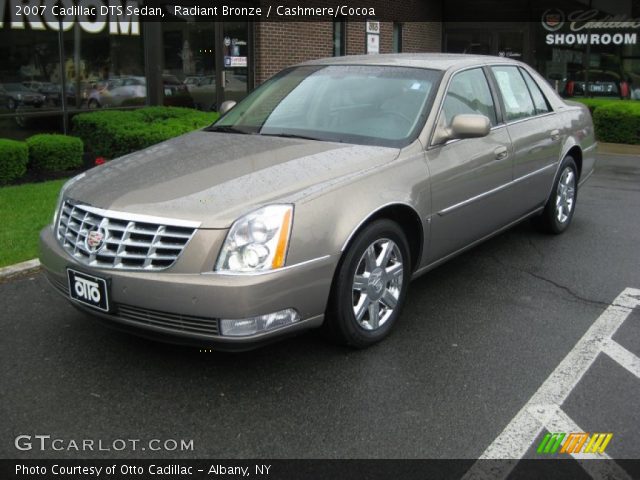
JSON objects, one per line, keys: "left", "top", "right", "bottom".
{"left": 39, "top": 226, "right": 337, "bottom": 351}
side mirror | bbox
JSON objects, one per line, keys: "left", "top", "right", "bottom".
{"left": 433, "top": 114, "right": 491, "bottom": 144}
{"left": 219, "top": 100, "right": 237, "bottom": 115}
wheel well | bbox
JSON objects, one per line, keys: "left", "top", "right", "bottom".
{"left": 567, "top": 146, "right": 583, "bottom": 180}
{"left": 347, "top": 204, "right": 424, "bottom": 272}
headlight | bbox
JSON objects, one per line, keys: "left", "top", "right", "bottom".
{"left": 52, "top": 173, "right": 86, "bottom": 227}
{"left": 216, "top": 205, "right": 293, "bottom": 273}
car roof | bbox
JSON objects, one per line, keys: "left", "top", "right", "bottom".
{"left": 298, "top": 53, "right": 519, "bottom": 71}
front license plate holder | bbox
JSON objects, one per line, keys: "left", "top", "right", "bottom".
{"left": 67, "top": 268, "right": 110, "bottom": 312}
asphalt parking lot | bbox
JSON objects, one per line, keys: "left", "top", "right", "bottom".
{"left": 1, "top": 154, "right": 639, "bottom": 466}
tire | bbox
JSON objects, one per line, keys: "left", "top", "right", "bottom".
{"left": 325, "top": 219, "right": 411, "bottom": 348}
{"left": 88, "top": 99, "right": 100, "bottom": 109}
{"left": 534, "top": 156, "right": 578, "bottom": 234}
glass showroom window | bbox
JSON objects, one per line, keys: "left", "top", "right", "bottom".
{"left": 333, "top": 20, "right": 346, "bottom": 56}
{"left": 0, "top": 26, "right": 63, "bottom": 139}
{"left": 534, "top": 29, "right": 640, "bottom": 101}
{"left": 162, "top": 21, "right": 213, "bottom": 109}
{"left": 63, "top": 24, "right": 145, "bottom": 110}
{"left": 393, "top": 23, "right": 403, "bottom": 53}
{"left": 0, "top": 19, "right": 145, "bottom": 140}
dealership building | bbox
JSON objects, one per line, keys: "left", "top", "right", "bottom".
{"left": 1, "top": 0, "right": 639, "bottom": 140}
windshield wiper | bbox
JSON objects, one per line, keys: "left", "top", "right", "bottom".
{"left": 260, "top": 132, "right": 324, "bottom": 141}
{"left": 205, "top": 125, "right": 251, "bottom": 134}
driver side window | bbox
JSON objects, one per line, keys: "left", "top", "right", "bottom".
{"left": 442, "top": 68, "right": 497, "bottom": 127}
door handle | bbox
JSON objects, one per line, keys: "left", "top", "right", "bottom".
{"left": 550, "top": 129, "right": 561, "bottom": 141}
{"left": 494, "top": 146, "right": 508, "bottom": 160}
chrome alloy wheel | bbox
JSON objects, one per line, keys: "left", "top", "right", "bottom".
{"left": 556, "top": 167, "right": 576, "bottom": 224}
{"left": 352, "top": 238, "right": 404, "bottom": 331}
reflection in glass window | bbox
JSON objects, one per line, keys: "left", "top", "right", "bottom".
{"left": 63, "top": 25, "right": 145, "bottom": 110}
{"left": 162, "top": 21, "right": 211, "bottom": 109}
{"left": 393, "top": 23, "right": 403, "bottom": 53}
{"left": 0, "top": 26, "right": 62, "bottom": 137}
{"left": 491, "top": 66, "right": 536, "bottom": 121}
{"left": 333, "top": 20, "right": 346, "bottom": 57}
{"left": 520, "top": 68, "right": 551, "bottom": 114}
{"left": 214, "top": 65, "right": 441, "bottom": 147}
{"left": 442, "top": 68, "right": 497, "bottom": 126}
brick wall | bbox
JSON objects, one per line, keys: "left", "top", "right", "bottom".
{"left": 403, "top": 22, "right": 442, "bottom": 53}
{"left": 254, "top": 22, "right": 333, "bottom": 84}
{"left": 254, "top": 18, "right": 443, "bottom": 85}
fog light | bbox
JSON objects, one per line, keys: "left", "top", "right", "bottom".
{"left": 220, "top": 308, "right": 301, "bottom": 337}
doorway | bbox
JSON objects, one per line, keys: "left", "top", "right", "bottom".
{"left": 444, "top": 27, "right": 528, "bottom": 62}
{"left": 160, "top": 21, "right": 252, "bottom": 111}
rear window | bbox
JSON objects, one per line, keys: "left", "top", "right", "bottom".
{"left": 491, "top": 66, "right": 536, "bottom": 122}
{"left": 520, "top": 69, "right": 551, "bottom": 114}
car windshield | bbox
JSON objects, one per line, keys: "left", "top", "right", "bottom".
{"left": 210, "top": 65, "right": 442, "bottom": 147}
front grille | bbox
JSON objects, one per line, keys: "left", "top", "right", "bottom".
{"left": 117, "top": 304, "right": 219, "bottom": 335}
{"left": 56, "top": 200, "right": 199, "bottom": 271}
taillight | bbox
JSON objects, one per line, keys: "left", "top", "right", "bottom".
{"left": 566, "top": 81, "right": 575, "bottom": 96}
{"left": 620, "top": 81, "right": 630, "bottom": 98}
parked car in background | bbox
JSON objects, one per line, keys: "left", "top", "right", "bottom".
{"left": 88, "top": 75, "right": 193, "bottom": 108}
{"left": 88, "top": 77, "right": 146, "bottom": 108}
{"left": 563, "top": 69, "right": 629, "bottom": 98}
{"left": 40, "top": 54, "right": 595, "bottom": 351}
{"left": 0, "top": 83, "right": 46, "bottom": 111}
{"left": 162, "top": 74, "right": 194, "bottom": 108}
{"left": 189, "top": 75, "right": 216, "bottom": 111}
{"left": 184, "top": 75, "right": 209, "bottom": 92}
{"left": 22, "top": 81, "right": 61, "bottom": 105}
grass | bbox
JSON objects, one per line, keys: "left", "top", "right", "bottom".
{"left": 0, "top": 178, "right": 66, "bottom": 268}
{"left": 572, "top": 98, "right": 633, "bottom": 113}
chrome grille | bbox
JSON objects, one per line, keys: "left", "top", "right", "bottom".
{"left": 56, "top": 200, "right": 199, "bottom": 270}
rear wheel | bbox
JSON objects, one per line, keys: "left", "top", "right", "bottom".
{"left": 534, "top": 156, "right": 578, "bottom": 234}
{"left": 325, "top": 219, "right": 411, "bottom": 348}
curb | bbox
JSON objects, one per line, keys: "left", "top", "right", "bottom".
{"left": 0, "top": 259, "right": 41, "bottom": 280}
{"left": 597, "top": 143, "right": 640, "bottom": 156}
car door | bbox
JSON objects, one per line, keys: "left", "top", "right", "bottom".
{"left": 490, "top": 65, "right": 562, "bottom": 215}
{"left": 426, "top": 67, "right": 514, "bottom": 263}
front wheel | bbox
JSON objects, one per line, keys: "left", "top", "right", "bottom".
{"left": 534, "top": 156, "right": 578, "bottom": 234}
{"left": 325, "top": 219, "right": 411, "bottom": 348}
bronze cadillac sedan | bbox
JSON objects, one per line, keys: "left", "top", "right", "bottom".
{"left": 40, "top": 54, "right": 596, "bottom": 350}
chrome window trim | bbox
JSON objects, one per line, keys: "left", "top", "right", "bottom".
{"left": 503, "top": 111, "right": 556, "bottom": 127}
{"left": 437, "top": 162, "right": 557, "bottom": 216}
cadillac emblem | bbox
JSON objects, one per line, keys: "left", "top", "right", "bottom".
{"left": 542, "top": 8, "right": 565, "bottom": 32}
{"left": 85, "top": 227, "right": 106, "bottom": 252}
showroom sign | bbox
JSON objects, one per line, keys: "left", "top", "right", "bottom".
{"left": 543, "top": 8, "right": 639, "bottom": 45}
{"left": 0, "top": 0, "right": 141, "bottom": 35}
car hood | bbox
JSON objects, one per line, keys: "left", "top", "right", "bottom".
{"left": 66, "top": 131, "right": 399, "bottom": 228}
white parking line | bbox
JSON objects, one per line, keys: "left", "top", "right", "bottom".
{"left": 602, "top": 340, "right": 640, "bottom": 379}
{"left": 463, "top": 287, "right": 640, "bottom": 479}
{"left": 526, "top": 404, "right": 631, "bottom": 479}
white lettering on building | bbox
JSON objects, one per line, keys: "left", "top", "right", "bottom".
{"left": 546, "top": 32, "right": 637, "bottom": 45}
{"left": 1, "top": 0, "right": 140, "bottom": 35}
